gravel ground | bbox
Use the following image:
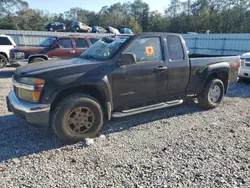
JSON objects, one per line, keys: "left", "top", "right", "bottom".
{"left": 0, "top": 67, "right": 250, "bottom": 187}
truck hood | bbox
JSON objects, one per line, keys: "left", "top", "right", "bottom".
{"left": 15, "top": 57, "right": 104, "bottom": 78}
{"left": 11, "top": 46, "right": 46, "bottom": 58}
{"left": 11, "top": 46, "right": 45, "bottom": 53}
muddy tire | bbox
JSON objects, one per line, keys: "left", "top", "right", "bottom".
{"left": 197, "top": 79, "right": 224, "bottom": 109}
{"left": 51, "top": 94, "right": 103, "bottom": 143}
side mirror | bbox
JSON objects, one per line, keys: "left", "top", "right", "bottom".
{"left": 118, "top": 53, "right": 136, "bottom": 67}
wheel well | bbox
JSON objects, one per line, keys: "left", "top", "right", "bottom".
{"left": 29, "top": 55, "right": 48, "bottom": 63}
{"left": 206, "top": 71, "right": 229, "bottom": 93}
{"left": 0, "top": 52, "right": 8, "bottom": 60}
{"left": 51, "top": 85, "right": 107, "bottom": 114}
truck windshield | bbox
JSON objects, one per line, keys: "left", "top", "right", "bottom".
{"left": 80, "top": 36, "right": 129, "bottom": 61}
{"left": 39, "top": 37, "right": 57, "bottom": 47}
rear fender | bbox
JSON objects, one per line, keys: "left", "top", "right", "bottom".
{"left": 195, "top": 62, "right": 230, "bottom": 94}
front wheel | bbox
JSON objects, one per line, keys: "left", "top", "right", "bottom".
{"left": 197, "top": 79, "right": 225, "bottom": 109}
{"left": 51, "top": 94, "right": 104, "bottom": 143}
{"left": 0, "top": 54, "right": 7, "bottom": 69}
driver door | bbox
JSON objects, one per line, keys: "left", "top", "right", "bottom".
{"left": 47, "top": 38, "right": 75, "bottom": 58}
{"left": 112, "top": 36, "right": 168, "bottom": 109}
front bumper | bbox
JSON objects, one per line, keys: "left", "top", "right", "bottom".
{"left": 9, "top": 59, "right": 28, "bottom": 66}
{"left": 6, "top": 90, "right": 51, "bottom": 127}
{"left": 239, "top": 67, "right": 250, "bottom": 79}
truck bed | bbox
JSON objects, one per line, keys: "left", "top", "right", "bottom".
{"left": 186, "top": 55, "right": 240, "bottom": 94}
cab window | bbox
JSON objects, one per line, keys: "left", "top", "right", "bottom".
{"left": 167, "top": 35, "right": 184, "bottom": 61}
{"left": 75, "top": 38, "right": 88, "bottom": 48}
{"left": 57, "top": 38, "right": 72, "bottom": 48}
{"left": 123, "top": 37, "right": 162, "bottom": 62}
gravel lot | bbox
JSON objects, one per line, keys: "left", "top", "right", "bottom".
{"left": 0, "top": 67, "right": 250, "bottom": 187}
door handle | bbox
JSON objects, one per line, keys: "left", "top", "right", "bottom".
{"left": 70, "top": 50, "right": 75, "bottom": 54}
{"left": 153, "top": 66, "right": 168, "bottom": 72}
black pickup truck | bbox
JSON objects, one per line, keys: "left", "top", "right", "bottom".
{"left": 6, "top": 33, "right": 240, "bottom": 143}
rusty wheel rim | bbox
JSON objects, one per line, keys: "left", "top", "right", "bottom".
{"left": 67, "top": 107, "right": 94, "bottom": 134}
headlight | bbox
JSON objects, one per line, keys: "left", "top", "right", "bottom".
{"left": 14, "top": 52, "right": 25, "bottom": 59}
{"left": 14, "top": 77, "right": 45, "bottom": 102}
{"left": 19, "top": 77, "right": 45, "bottom": 86}
{"left": 241, "top": 58, "right": 245, "bottom": 66}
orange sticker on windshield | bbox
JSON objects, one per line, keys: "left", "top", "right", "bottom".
{"left": 146, "top": 46, "right": 155, "bottom": 56}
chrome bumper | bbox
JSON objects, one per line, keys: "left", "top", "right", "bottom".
{"left": 8, "top": 90, "right": 50, "bottom": 113}
{"left": 7, "top": 90, "right": 51, "bottom": 126}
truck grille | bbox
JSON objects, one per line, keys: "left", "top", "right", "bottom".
{"left": 245, "top": 63, "right": 250, "bottom": 67}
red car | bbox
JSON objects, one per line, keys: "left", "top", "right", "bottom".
{"left": 10, "top": 35, "right": 100, "bottom": 65}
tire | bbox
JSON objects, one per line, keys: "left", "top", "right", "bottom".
{"left": 76, "top": 26, "right": 80, "bottom": 31}
{"left": 197, "top": 79, "right": 224, "bottom": 109}
{"left": 51, "top": 94, "right": 104, "bottom": 143}
{"left": 29, "top": 57, "right": 45, "bottom": 64}
{"left": 0, "top": 54, "right": 8, "bottom": 69}
{"left": 50, "top": 27, "right": 54, "bottom": 31}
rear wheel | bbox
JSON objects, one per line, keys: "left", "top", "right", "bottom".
{"left": 197, "top": 79, "right": 224, "bottom": 109}
{"left": 51, "top": 94, "right": 104, "bottom": 143}
{"left": 0, "top": 54, "right": 7, "bottom": 69}
{"left": 29, "top": 57, "right": 45, "bottom": 64}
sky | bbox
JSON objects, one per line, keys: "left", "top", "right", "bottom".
{"left": 26, "top": 0, "right": 169, "bottom": 14}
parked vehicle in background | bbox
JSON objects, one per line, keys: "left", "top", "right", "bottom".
{"left": 0, "top": 34, "right": 16, "bottom": 69}
{"left": 105, "top": 26, "right": 120, "bottom": 34}
{"left": 117, "top": 25, "right": 134, "bottom": 34}
{"left": 239, "top": 52, "right": 250, "bottom": 79}
{"left": 9, "top": 35, "right": 98, "bottom": 65}
{"left": 187, "top": 30, "right": 211, "bottom": 34}
{"left": 187, "top": 32, "right": 198, "bottom": 34}
{"left": 71, "top": 21, "right": 92, "bottom": 32}
{"left": 44, "top": 22, "right": 66, "bottom": 32}
{"left": 7, "top": 32, "right": 240, "bottom": 143}
{"left": 120, "top": 27, "right": 133, "bottom": 34}
{"left": 91, "top": 26, "right": 107, "bottom": 33}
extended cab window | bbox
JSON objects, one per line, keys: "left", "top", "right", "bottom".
{"left": 124, "top": 37, "right": 162, "bottom": 62}
{"left": 0, "top": 37, "right": 12, "bottom": 45}
{"left": 75, "top": 38, "right": 88, "bottom": 48}
{"left": 89, "top": 38, "right": 99, "bottom": 44}
{"left": 167, "top": 36, "right": 184, "bottom": 60}
{"left": 57, "top": 38, "right": 72, "bottom": 48}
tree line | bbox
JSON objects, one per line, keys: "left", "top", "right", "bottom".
{"left": 1, "top": 0, "right": 250, "bottom": 33}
